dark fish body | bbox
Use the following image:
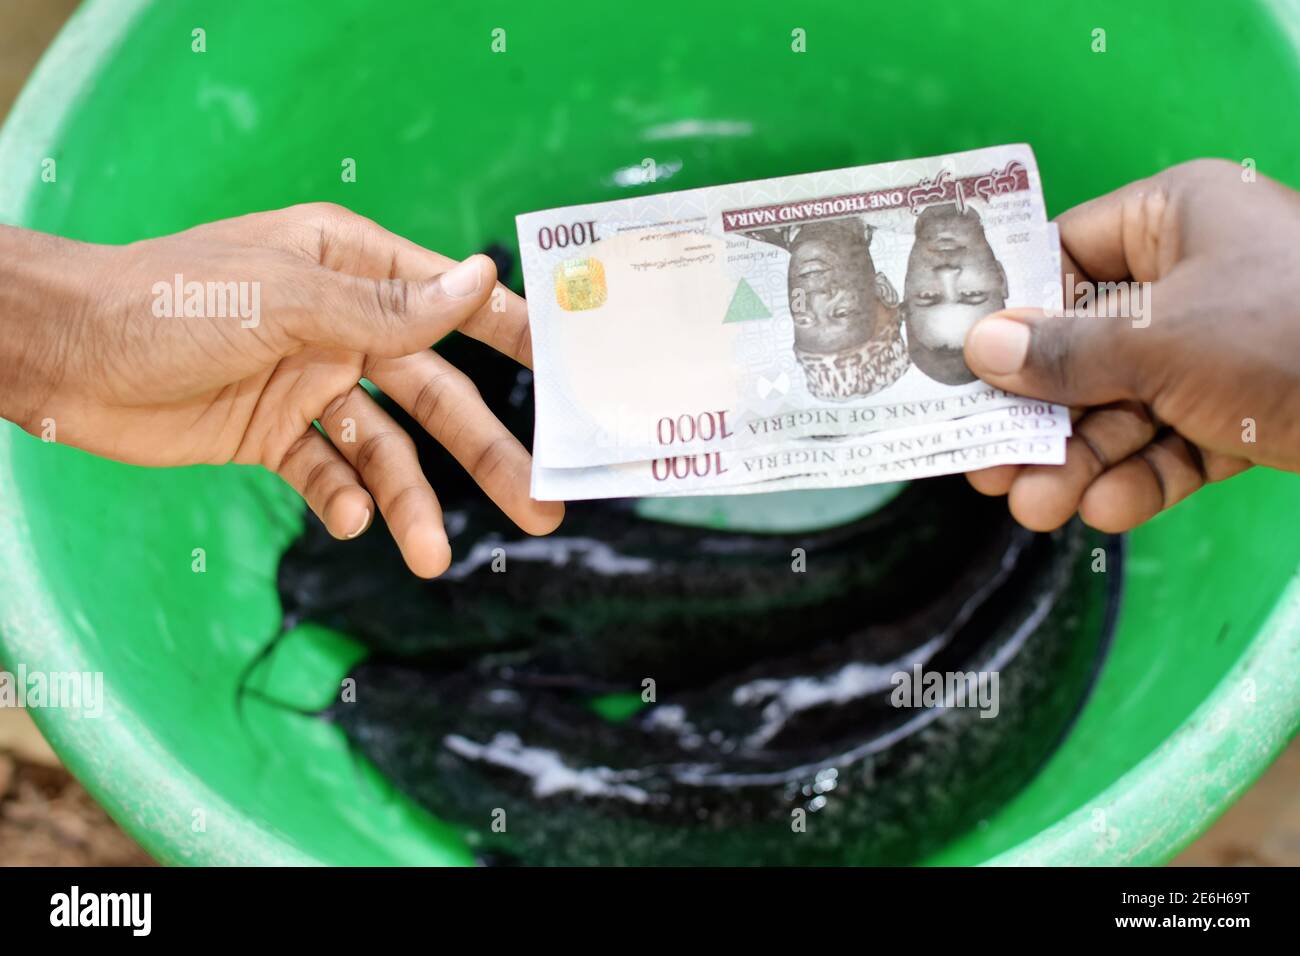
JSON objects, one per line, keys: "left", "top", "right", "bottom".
{"left": 278, "top": 331, "right": 1119, "bottom": 865}
{"left": 324, "top": 503, "right": 1115, "bottom": 865}
{"left": 285, "top": 478, "right": 1017, "bottom": 688}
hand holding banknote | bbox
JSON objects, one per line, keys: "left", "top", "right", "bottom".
{"left": 3, "top": 157, "right": 1299, "bottom": 576}
{"left": 520, "top": 145, "right": 1073, "bottom": 499}
{"left": 519, "top": 150, "right": 1300, "bottom": 526}
{"left": 963, "top": 158, "right": 1300, "bottom": 533}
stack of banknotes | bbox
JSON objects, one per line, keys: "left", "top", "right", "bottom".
{"left": 516, "top": 144, "right": 1069, "bottom": 500}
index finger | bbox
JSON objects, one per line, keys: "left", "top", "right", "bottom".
{"left": 277, "top": 204, "right": 535, "bottom": 367}
{"left": 1054, "top": 175, "right": 1172, "bottom": 284}
{"left": 365, "top": 349, "right": 564, "bottom": 537}
{"left": 1052, "top": 158, "right": 1285, "bottom": 288}
{"left": 361, "top": 229, "right": 533, "bottom": 367}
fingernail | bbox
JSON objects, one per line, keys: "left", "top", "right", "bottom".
{"left": 345, "top": 508, "right": 371, "bottom": 539}
{"left": 439, "top": 256, "right": 484, "bottom": 298}
{"left": 967, "top": 317, "right": 1031, "bottom": 375}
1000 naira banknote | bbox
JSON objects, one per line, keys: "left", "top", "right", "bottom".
{"left": 532, "top": 404, "right": 1067, "bottom": 500}
{"left": 517, "top": 144, "right": 1069, "bottom": 498}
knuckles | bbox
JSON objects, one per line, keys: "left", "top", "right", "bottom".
{"left": 371, "top": 276, "right": 411, "bottom": 317}
{"left": 1164, "top": 157, "right": 1245, "bottom": 187}
{"left": 281, "top": 201, "right": 353, "bottom": 227}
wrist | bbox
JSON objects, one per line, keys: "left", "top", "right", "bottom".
{"left": 0, "top": 225, "right": 99, "bottom": 430}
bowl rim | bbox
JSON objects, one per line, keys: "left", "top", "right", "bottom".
{"left": 1, "top": 0, "right": 1297, "bottom": 867}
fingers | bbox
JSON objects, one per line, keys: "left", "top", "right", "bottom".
{"left": 276, "top": 427, "right": 375, "bottom": 540}
{"left": 1050, "top": 159, "right": 1286, "bottom": 290}
{"left": 966, "top": 464, "right": 1021, "bottom": 497}
{"left": 1004, "top": 402, "right": 1159, "bottom": 531}
{"left": 965, "top": 411, "right": 1085, "bottom": 497}
{"left": 1054, "top": 175, "right": 1176, "bottom": 284}
{"left": 298, "top": 254, "right": 497, "bottom": 358}
{"left": 979, "top": 411, "right": 1249, "bottom": 534}
{"left": 964, "top": 307, "right": 1152, "bottom": 408}
{"left": 1078, "top": 434, "right": 1250, "bottom": 533}
{"left": 366, "top": 350, "right": 564, "bottom": 536}
{"left": 1149, "top": 159, "right": 1300, "bottom": 262}
{"left": 995, "top": 174, "right": 1174, "bottom": 418}
{"left": 280, "top": 203, "right": 535, "bottom": 366}
{"left": 459, "top": 283, "right": 535, "bottom": 368}
{"left": 317, "top": 385, "right": 452, "bottom": 578}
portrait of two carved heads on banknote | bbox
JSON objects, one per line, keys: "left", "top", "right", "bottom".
{"left": 743, "top": 201, "right": 1010, "bottom": 399}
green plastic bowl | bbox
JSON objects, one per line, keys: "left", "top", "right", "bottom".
{"left": 1, "top": 0, "right": 1298, "bottom": 865}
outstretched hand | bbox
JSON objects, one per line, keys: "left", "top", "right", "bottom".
{"left": 962, "top": 159, "right": 1300, "bottom": 532}
{"left": 0, "top": 204, "right": 563, "bottom": 577}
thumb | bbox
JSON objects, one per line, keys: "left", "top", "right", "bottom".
{"left": 963, "top": 307, "right": 1147, "bottom": 407}
{"left": 298, "top": 253, "right": 496, "bottom": 356}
